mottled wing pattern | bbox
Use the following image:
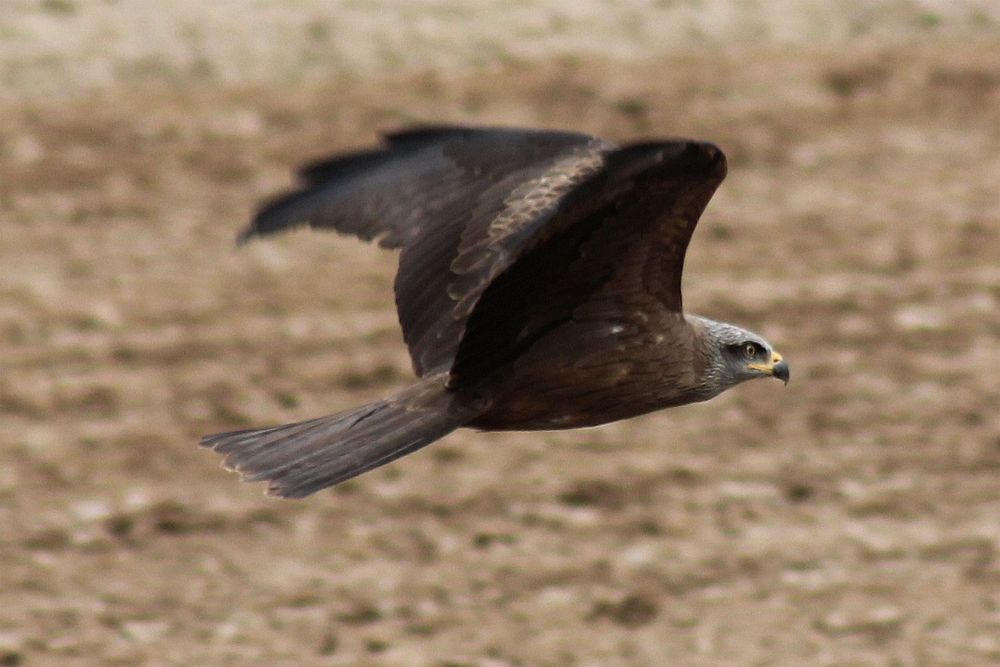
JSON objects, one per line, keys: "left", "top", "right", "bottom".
{"left": 402, "top": 146, "right": 610, "bottom": 375}
{"left": 241, "top": 126, "right": 613, "bottom": 376}
{"left": 450, "top": 140, "right": 727, "bottom": 386}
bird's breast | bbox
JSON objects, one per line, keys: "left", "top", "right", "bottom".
{"left": 466, "top": 317, "right": 698, "bottom": 431}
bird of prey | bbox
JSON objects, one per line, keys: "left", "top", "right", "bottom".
{"left": 201, "top": 126, "right": 789, "bottom": 498}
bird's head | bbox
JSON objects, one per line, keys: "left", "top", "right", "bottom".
{"left": 689, "top": 316, "right": 789, "bottom": 397}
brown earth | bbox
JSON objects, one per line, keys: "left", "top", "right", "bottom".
{"left": 1, "top": 6, "right": 999, "bottom": 666}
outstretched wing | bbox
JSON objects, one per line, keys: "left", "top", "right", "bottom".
{"left": 449, "top": 140, "right": 727, "bottom": 386}
{"left": 243, "top": 126, "right": 614, "bottom": 376}
{"left": 245, "top": 126, "right": 603, "bottom": 247}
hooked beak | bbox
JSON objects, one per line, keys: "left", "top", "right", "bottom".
{"left": 748, "top": 352, "right": 790, "bottom": 385}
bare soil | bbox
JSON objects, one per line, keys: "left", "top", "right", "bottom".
{"left": 1, "top": 3, "right": 999, "bottom": 666}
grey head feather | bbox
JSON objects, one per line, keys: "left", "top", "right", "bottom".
{"left": 687, "top": 315, "right": 779, "bottom": 399}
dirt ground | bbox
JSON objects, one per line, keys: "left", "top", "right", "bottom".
{"left": 2, "top": 3, "right": 999, "bottom": 666}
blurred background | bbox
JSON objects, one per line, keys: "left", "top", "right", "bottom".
{"left": 1, "top": 1, "right": 998, "bottom": 665}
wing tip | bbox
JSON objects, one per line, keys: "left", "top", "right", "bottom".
{"left": 694, "top": 141, "right": 727, "bottom": 178}
{"left": 235, "top": 225, "right": 257, "bottom": 245}
{"left": 240, "top": 189, "right": 313, "bottom": 243}
{"left": 614, "top": 139, "right": 726, "bottom": 180}
{"left": 661, "top": 140, "right": 726, "bottom": 176}
{"left": 652, "top": 140, "right": 727, "bottom": 180}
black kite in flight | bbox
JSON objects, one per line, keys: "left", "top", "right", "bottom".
{"left": 202, "top": 126, "right": 789, "bottom": 497}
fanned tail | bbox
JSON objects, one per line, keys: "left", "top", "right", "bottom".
{"left": 200, "top": 374, "right": 473, "bottom": 497}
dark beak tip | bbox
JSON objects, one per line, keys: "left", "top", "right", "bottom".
{"left": 773, "top": 360, "right": 790, "bottom": 385}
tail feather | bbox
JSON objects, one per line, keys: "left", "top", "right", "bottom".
{"left": 200, "top": 374, "right": 474, "bottom": 498}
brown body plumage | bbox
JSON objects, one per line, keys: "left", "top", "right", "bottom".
{"left": 202, "top": 126, "right": 788, "bottom": 497}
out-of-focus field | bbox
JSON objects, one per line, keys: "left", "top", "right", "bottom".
{"left": 2, "top": 2, "right": 999, "bottom": 666}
